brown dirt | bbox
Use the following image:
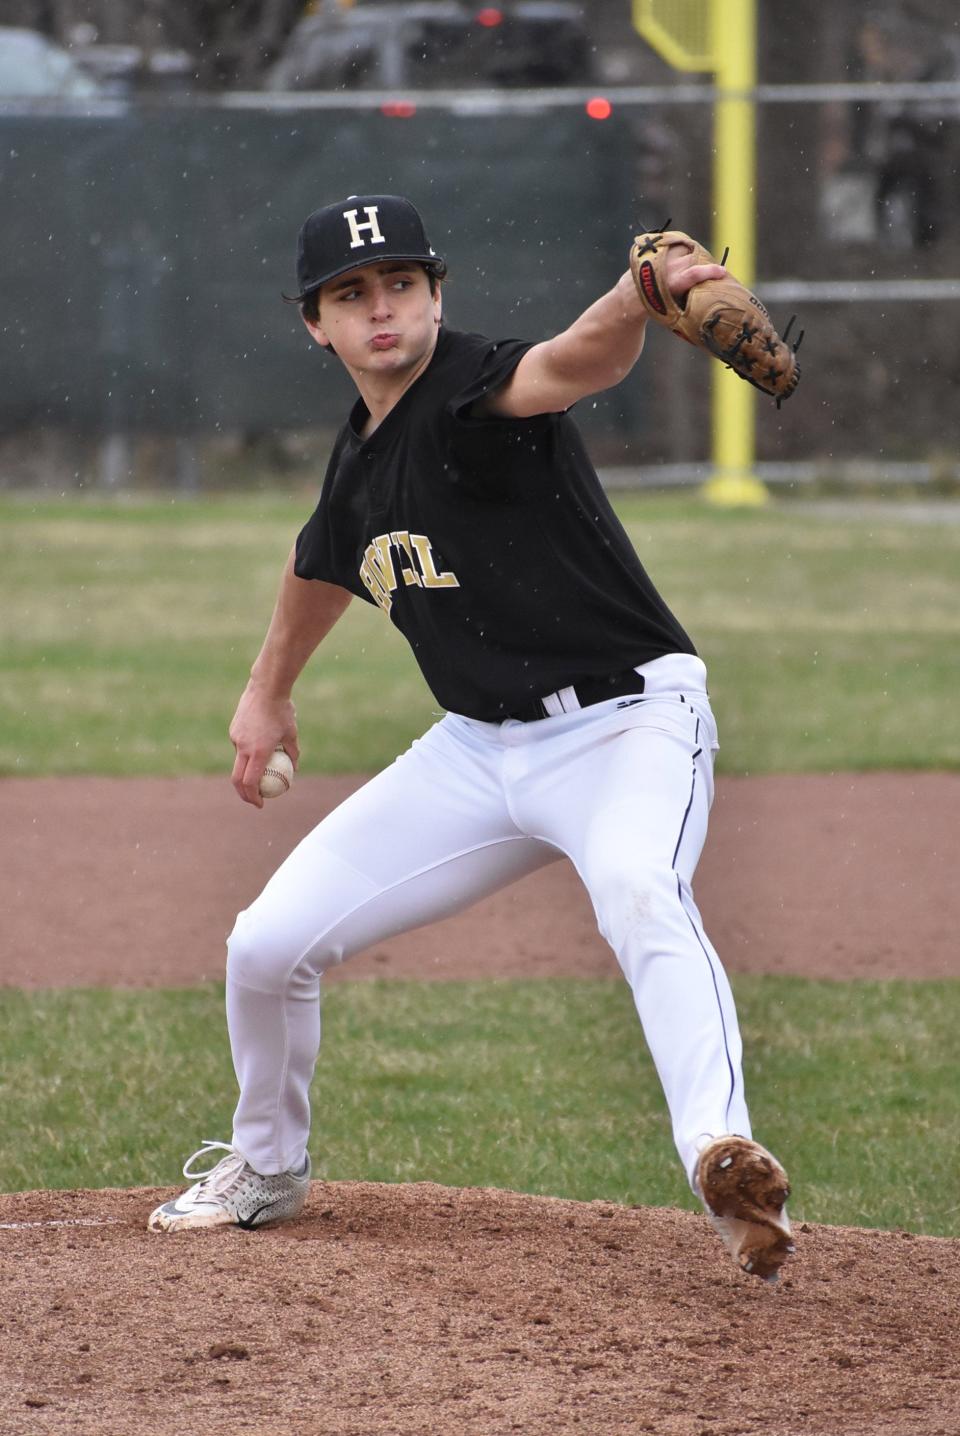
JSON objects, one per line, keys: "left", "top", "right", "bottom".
{"left": 3, "top": 772, "right": 959, "bottom": 1436}
{"left": 2, "top": 1183, "right": 959, "bottom": 1436}
{"left": 3, "top": 771, "right": 958, "bottom": 987}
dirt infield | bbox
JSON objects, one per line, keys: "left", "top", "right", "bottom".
{"left": 3, "top": 772, "right": 959, "bottom": 1435}
{"left": 4, "top": 770, "right": 959, "bottom": 986}
{"left": 2, "top": 1183, "right": 959, "bottom": 1436}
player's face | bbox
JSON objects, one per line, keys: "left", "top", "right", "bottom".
{"left": 306, "top": 263, "right": 442, "bottom": 379}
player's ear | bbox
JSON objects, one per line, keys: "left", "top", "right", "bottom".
{"left": 433, "top": 284, "right": 442, "bottom": 327}
{"left": 301, "top": 311, "right": 332, "bottom": 350}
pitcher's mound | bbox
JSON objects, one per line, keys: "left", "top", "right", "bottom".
{"left": 2, "top": 1181, "right": 958, "bottom": 1434}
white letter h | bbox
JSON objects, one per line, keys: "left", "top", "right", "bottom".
{"left": 343, "top": 205, "right": 386, "bottom": 249}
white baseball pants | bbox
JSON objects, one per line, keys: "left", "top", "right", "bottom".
{"left": 225, "top": 653, "right": 751, "bottom": 1187}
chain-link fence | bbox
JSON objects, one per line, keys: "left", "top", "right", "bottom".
{"left": 1, "top": 77, "right": 958, "bottom": 489}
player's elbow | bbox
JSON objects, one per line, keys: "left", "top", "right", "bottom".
{"left": 544, "top": 330, "right": 646, "bottom": 404}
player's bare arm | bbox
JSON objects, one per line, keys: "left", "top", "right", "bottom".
{"left": 485, "top": 244, "right": 726, "bottom": 419}
{"left": 229, "top": 547, "right": 352, "bottom": 807}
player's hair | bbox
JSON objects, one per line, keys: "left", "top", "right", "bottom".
{"left": 298, "top": 260, "right": 447, "bottom": 325}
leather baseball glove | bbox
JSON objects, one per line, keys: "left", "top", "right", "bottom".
{"left": 629, "top": 226, "right": 802, "bottom": 406}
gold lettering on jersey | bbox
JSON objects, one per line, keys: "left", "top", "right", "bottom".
{"left": 358, "top": 535, "right": 397, "bottom": 614}
{"left": 358, "top": 531, "right": 460, "bottom": 613}
{"left": 390, "top": 530, "right": 422, "bottom": 587}
{"left": 369, "top": 534, "right": 397, "bottom": 590}
{"left": 358, "top": 554, "right": 393, "bottom": 613}
{"left": 408, "top": 534, "right": 460, "bottom": 588}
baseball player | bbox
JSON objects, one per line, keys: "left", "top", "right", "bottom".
{"left": 149, "top": 194, "right": 794, "bottom": 1282}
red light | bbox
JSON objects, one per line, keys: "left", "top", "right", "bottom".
{"left": 586, "top": 97, "right": 612, "bottom": 121}
{"left": 475, "top": 7, "right": 503, "bottom": 26}
{"left": 380, "top": 100, "right": 417, "bottom": 118}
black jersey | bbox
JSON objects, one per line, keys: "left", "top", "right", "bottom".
{"left": 294, "top": 326, "right": 696, "bottom": 721}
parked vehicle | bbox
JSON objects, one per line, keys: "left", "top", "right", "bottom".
{"left": 0, "top": 27, "right": 102, "bottom": 98}
{"left": 264, "top": 2, "right": 593, "bottom": 91}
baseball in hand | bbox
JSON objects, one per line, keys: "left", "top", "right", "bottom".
{"left": 258, "top": 747, "right": 295, "bottom": 800}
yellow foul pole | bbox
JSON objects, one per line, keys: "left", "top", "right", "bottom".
{"left": 704, "top": 0, "right": 768, "bottom": 506}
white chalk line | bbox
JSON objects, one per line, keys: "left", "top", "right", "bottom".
{"left": 0, "top": 1216, "right": 122, "bottom": 1231}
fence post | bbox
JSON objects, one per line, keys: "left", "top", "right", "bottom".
{"left": 703, "top": 0, "right": 769, "bottom": 507}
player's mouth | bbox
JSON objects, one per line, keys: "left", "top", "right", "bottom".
{"left": 370, "top": 333, "right": 399, "bottom": 351}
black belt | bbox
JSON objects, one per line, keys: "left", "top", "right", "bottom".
{"left": 506, "top": 668, "right": 646, "bottom": 723}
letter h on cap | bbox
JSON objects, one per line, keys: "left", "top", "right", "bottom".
{"left": 344, "top": 205, "right": 386, "bottom": 249}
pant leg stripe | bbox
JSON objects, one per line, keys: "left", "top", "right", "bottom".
{"left": 670, "top": 733, "right": 737, "bottom": 1130}
{"left": 670, "top": 717, "right": 701, "bottom": 869}
{"left": 676, "top": 873, "right": 737, "bottom": 1130}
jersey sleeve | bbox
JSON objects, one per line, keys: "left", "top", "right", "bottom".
{"left": 293, "top": 502, "right": 334, "bottom": 583}
{"left": 443, "top": 338, "right": 558, "bottom": 487}
{"left": 445, "top": 337, "right": 534, "bottom": 420}
{"left": 293, "top": 431, "right": 348, "bottom": 585}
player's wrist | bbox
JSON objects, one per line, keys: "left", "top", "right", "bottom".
{"left": 246, "top": 667, "right": 296, "bottom": 704}
{"left": 614, "top": 270, "right": 646, "bottom": 320}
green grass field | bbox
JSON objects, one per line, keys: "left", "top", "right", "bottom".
{"left": 1, "top": 491, "right": 957, "bottom": 775}
{"left": 2, "top": 490, "right": 957, "bottom": 1229}
{"left": 1, "top": 976, "right": 957, "bottom": 1235}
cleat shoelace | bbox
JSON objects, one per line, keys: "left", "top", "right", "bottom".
{"left": 181, "top": 1140, "right": 249, "bottom": 1201}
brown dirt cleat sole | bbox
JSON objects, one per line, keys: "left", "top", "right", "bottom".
{"left": 695, "top": 1135, "right": 795, "bottom": 1283}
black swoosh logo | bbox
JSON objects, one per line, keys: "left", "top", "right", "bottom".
{"left": 237, "top": 1201, "right": 280, "bottom": 1230}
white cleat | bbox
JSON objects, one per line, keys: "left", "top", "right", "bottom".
{"left": 148, "top": 1140, "right": 311, "bottom": 1233}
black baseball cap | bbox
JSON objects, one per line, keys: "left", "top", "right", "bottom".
{"left": 286, "top": 194, "right": 446, "bottom": 303}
